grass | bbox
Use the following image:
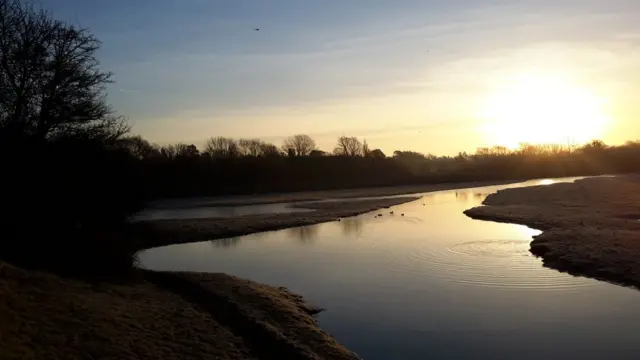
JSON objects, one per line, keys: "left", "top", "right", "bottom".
{"left": 0, "top": 261, "right": 361, "bottom": 360}
{"left": 464, "top": 175, "right": 640, "bottom": 289}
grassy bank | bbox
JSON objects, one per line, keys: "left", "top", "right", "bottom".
{"left": 0, "top": 261, "right": 361, "bottom": 360}
{"left": 464, "top": 176, "right": 640, "bottom": 289}
{"left": 132, "top": 196, "right": 421, "bottom": 250}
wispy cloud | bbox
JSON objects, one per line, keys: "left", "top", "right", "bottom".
{"left": 43, "top": 0, "right": 640, "bottom": 153}
{"left": 118, "top": 88, "right": 139, "bottom": 93}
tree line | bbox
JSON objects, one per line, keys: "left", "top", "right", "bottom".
{"left": 131, "top": 134, "right": 381, "bottom": 160}
{"left": 115, "top": 130, "right": 640, "bottom": 199}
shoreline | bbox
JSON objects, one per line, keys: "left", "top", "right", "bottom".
{"left": 5, "top": 195, "right": 436, "bottom": 359}
{"left": 132, "top": 196, "right": 421, "bottom": 251}
{"left": 143, "top": 179, "right": 520, "bottom": 210}
{"left": 464, "top": 175, "right": 640, "bottom": 289}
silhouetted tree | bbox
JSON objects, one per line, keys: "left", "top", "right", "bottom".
{"left": 362, "top": 139, "right": 371, "bottom": 157}
{"left": 204, "top": 136, "right": 239, "bottom": 158}
{"left": 0, "top": 0, "right": 152, "bottom": 278}
{"left": 282, "top": 134, "right": 316, "bottom": 156}
{"left": 260, "top": 142, "right": 281, "bottom": 157}
{"left": 0, "top": 0, "right": 128, "bottom": 142}
{"left": 176, "top": 143, "right": 199, "bottom": 158}
{"left": 334, "top": 136, "right": 364, "bottom": 157}
{"left": 309, "top": 149, "right": 327, "bottom": 157}
{"left": 116, "top": 135, "right": 157, "bottom": 160}
{"left": 370, "top": 149, "right": 386, "bottom": 159}
{"left": 238, "top": 138, "right": 264, "bottom": 156}
{"left": 581, "top": 139, "right": 607, "bottom": 153}
{"left": 454, "top": 151, "right": 469, "bottom": 161}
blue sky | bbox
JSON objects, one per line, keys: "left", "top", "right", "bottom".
{"left": 43, "top": 0, "right": 640, "bottom": 154}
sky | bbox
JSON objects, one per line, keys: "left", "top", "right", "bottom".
{"left": 43, "top": 0, "right": 640, "bottom": 155}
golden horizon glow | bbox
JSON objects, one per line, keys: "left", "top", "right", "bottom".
{"left": 479, "top": 73, "right": 611, "bottom": 149}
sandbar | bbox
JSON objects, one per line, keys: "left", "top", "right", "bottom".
{"left": 133, "top": 196, "right": 421, "bottom": 250}
{"left": 464, "top": 175, "right": 640, "bottom": 288}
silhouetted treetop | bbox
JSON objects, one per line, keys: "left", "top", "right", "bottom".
{"left": 282, "top": 134, "right": 316, "bottom": 156}
{"left": 116, "top": 135, "right": 156, "bottom": 160}
{"left": 334, "top": 136, "right": 364, "bottom": 157}
{"left": 0, "top": 0, "right": 128, "bottom": 143}
{"left": 369, "top": 149, "right": 386, "bottom": 159}
{"left": 260, "top": 142, "right": 282, "bottom": 157}
{"left": 238, "top": 139, "right": 264, "bottom": 157}
{"left": 204, "top": 136, "right": 239, "bottom": 158}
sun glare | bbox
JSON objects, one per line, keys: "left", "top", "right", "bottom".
{"left": 479, "top": 74, "right": 611, "bottom": 148}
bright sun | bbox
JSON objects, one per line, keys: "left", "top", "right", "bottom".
{"left": 479, "top": 73, "right": 611, "bottom": 148}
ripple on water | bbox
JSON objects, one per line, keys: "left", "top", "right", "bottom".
{"left": 390, "top": 239, "right": 594, "bottom": 291}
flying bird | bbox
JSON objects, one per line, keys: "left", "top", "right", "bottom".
{"left": 254, "top": 28, "right": 260, "bottom": 31}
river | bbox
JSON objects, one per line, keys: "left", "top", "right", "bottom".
{"left": 139, "top": 177, "right": 640, "bottom": 360}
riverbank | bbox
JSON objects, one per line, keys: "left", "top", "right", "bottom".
{"left": 0, "top": 261, "right": 361, "bottom": 360}
{"left": 5, "top": 196, "right": 429, "bottom": 359}
{"left": 464, "top": 175, "right": 640, "bottom": 288}
{"left": 132, "top": 196, "right": 420, "bottom": 250}
{"left": 145, "top": 180, "right": 518, "bottom": 209}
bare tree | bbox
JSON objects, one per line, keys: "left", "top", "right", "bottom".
{"left": 334, "top": 136, "right": 364, "bottom": 157}
{"left": 176, "top": 143, "right": 199, "bottom": 157}
{"left": 362, "top": 139, "right": 371, "bottom": 157}
{"left": 0, "top": 0, "right": 128, "bottom": 142}
{"left": 282, "top": 134, "right": 316, "bottom": 156}
{"left": 116, "top": 135, "right": 157, "bottom": 159}
{"left": 159, "top": 144, "right": 179, "bottom": 159}
{"left": 260, "top": 142, "right": 281, "bottom": 157}
{"left": 238, "top": 138, "right": 264, "bottom": 157}
{"left": 581, "top": 139, "right": 607, "bottom": 154}
{"left": 204, "top": 136, "right": 239, "bottom": 158}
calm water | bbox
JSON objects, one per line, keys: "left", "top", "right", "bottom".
{"left": 139, "top": 178, "right": 640, "bottom": 360}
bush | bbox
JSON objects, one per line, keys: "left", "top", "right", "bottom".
{"left": 0, "top": 137, "right": 146, "bottom": 279}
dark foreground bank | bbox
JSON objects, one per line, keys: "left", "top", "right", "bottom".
{"left": 0, "top": 261, "right": 361, "bottom": 360}
{"left": 4, "top": 196, "right": 432, "bottom": 360}
{"left": 464, "top": 175, "right": 640, "bottom": 289}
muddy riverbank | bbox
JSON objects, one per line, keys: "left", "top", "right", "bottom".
{"left": 464, "top": 176, "right": 640, "bottom": 288}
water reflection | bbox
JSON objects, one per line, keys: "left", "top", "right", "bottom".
{"left": 454, "top": 190, "right": 490, "bottom": 203}
{"left": 339, "top": 217, "right": 365, "bottom": 237}
{"left": 287, "top": 225, "right": 319, "bottom": 244}
{"left": 210, "top": 237, "right": 242, "bottom": 248}
{"left": 210, "top": 232, "right": 268, "bottom": 249}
